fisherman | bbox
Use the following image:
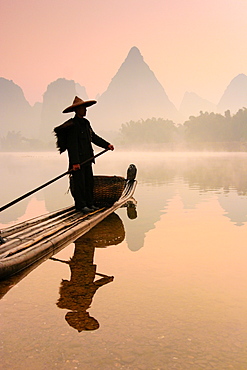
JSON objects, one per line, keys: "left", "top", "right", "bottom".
{"left": 54, "top": 96, "right": 114, "bottom": 213}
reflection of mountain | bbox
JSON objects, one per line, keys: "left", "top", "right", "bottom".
{"left": 181, "top": 155, "right": 247, "bottom": 195}
{"left": 174, "top": 156, "right": 247, "bottom": 225}
{"left": 118, "top": 184, "right": 176, "bottom": 251}
{"left": 176, "top": 182, "right": 210, "bottom": 209}
{"left": 55, "top": 213, "right": 124, "bottom": 331}
{"left": 0, "top": 155, "right": 44, "bottom": 223}
{"left": 2, "top": 153, "right": 247, "bottom": 228}
{"left": 217, "top": 192, "right": 247, "bottom": 226}
{"left": 134, "top": 154, "right": 247, "bottom": 195}
{"left": 125, "top": 154, "right": 247, "bottom": 228}
{"left": 0, "top": 153, "right": 71, "bottom": 223}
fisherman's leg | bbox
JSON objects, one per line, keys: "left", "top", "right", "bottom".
{"left": 84, "top": 165, "right": 94, "bottom": 207}
{"left": 72, "top": 168, "right": 87, "bottom": 210}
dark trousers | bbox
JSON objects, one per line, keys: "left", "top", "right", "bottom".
{"left": 71, "top": 165, "right": 94, "bottom": 210}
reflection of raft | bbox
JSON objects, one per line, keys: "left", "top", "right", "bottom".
{"left": 0, "top": 212, "right": 125, "bottom": 302}
{"left": 0, "top": 165, "right": 137, "bottom": 280}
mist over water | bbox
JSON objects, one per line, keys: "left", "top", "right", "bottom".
{"left": 1, "top": 151, "right": 247, "bottom": 369}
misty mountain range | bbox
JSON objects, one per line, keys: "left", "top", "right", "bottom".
{"left": 0, "top": 46, "right": 247, "bottom": 144}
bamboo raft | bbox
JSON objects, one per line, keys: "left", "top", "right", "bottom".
{"left": 0, "top": 212, "right": 126, "bottom": 301}
{"left": 0, "top": 165, "right": 137, "bottom": 280}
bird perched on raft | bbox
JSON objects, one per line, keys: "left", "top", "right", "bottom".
{"left": 127, "top": 164, "right": 137, "bottom": 181}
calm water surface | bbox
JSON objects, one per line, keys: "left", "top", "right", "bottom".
{"left": 1, "top": 151, "right": 247, "bottom": 369}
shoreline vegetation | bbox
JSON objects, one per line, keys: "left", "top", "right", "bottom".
{"left": 1, "top": 108, "right": 247, "bottom": 152}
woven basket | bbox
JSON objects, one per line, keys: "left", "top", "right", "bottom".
{"left": 93, "top": 176, "right": 126, "bottom": 205}
{"left": 70, "top": 175, "right": 126, "bottom": 206}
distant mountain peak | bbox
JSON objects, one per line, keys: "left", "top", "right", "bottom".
{"left": 179, "top": 91, "right": 216, "bottom": 119}
{"left": 226, "top": 73, "right": 247, "bottom": 90}
{"left": 126, "top": 46, "right": 143, "bottom": 62}
{"left": 88, "top": 47, "right": 177, "bottom": 131}
{"left": 218, "top": 73, "right": 247, "bottom": 113}
{"left": 233, "top": 73, "right": 247, "bottom": 80}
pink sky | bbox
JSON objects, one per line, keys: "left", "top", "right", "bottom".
{"left": 1, "top": 0, "right": 247, "bottom": 107}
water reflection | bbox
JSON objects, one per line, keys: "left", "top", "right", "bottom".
{"left": 122, "top": 185, "right": 174, "bottom": 251}
{"left": 2, "top": 153, "right": 247, "bottom": 227}
{"left": 0, "top": 253, "right": 49, "bottom": 300}
{"left": 0, "top": 153, "right": 71, "bottom": 223}
{"left": 218, "top": 191, "right": 247, "bottom": 226}
{"left": 137, "top": 153, "right": 247, "bottom": 194}
{"left": 2, "top": 153, "right": 247, "bottom": 369}
{"left": 1, "top": 153, "right": 247, "bottom": 244}
{"left": 52, "top": 213, "right": 125, "bottom": 332}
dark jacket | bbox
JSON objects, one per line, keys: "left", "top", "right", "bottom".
{"left": 55, "top": 116, "right": 110, "bottom": 166}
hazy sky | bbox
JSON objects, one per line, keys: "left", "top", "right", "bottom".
{"left": 1, "top": 0, "right": 247, "bottom": 107}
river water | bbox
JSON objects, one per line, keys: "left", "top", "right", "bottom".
{"left": 1, "top": 151, "right": 247, "bottom": 369}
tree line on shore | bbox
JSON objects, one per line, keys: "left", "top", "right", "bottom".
{"left": 117, "top": 108, "right": 247, "bottom": 151}
{"left": 1, "top": 108, "right": 247, "bottom": 151}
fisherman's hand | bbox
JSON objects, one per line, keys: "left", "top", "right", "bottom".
{"left": 72, "top": 164, "right": 80, "bottom": 171}
{"left": 108, "top": 144, "right": 114, "bottom": 151}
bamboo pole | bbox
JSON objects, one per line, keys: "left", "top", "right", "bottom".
{"left": 1, "top": 210, "right": 76, "bottom": 242}
{"left": 1, "top": 206, "right": 75, "bottom": 237}
{"left": 0, "top": 149, "right": 109, "bottom": 213}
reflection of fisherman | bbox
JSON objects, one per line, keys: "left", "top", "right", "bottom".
{"left": 56, "top": 243, "right": 113, "bottom": 332}
{"left": 53, "top": 213, "right": 125, "bottom": 332}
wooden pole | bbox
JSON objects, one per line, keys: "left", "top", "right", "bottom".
{"left": 0, "top": 149, "right": 109, "bottom": 213}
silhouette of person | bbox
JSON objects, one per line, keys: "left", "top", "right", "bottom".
{"left": 53, "top": 213, "right": 125, "bottom": 332}
{"left": 56, "top": 242, "right": 113, "bottom": 332}
{"left": 54, "top": 96, "right": 114, "bottom": 214}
